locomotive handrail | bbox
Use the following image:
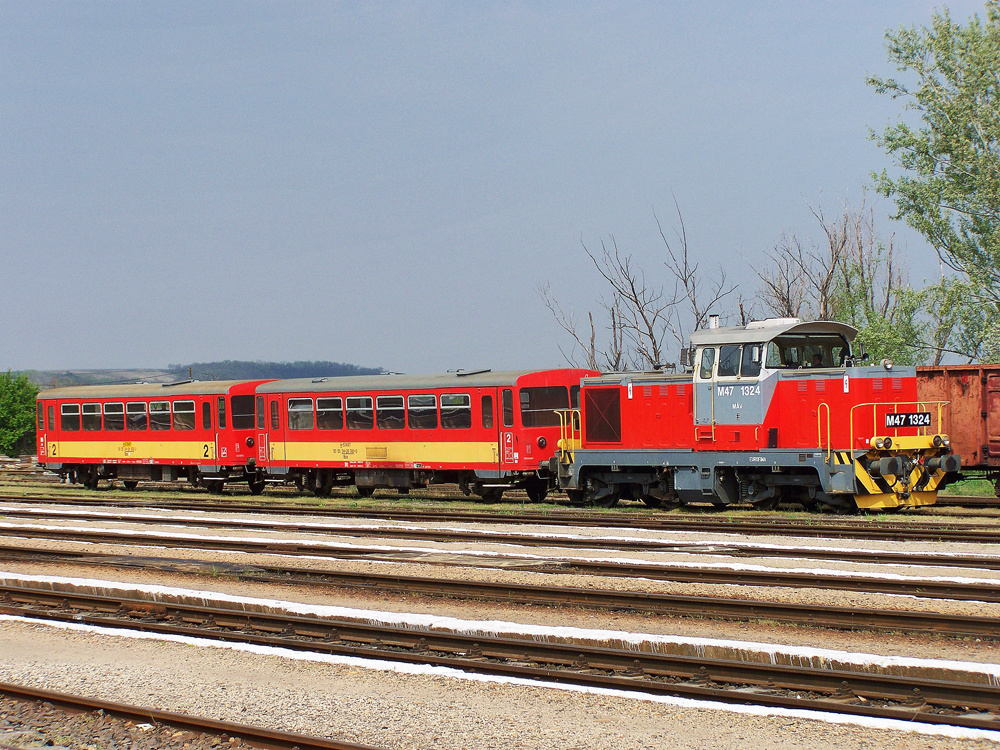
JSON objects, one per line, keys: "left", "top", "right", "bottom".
{"left": 848, "top": 400, "right": 950, "bottom": 450}
{"left": 555, "top": 408, "right": 581, "bottom": 464}
{"left": 817, "top": 402, "right": 831, "bottom": 460}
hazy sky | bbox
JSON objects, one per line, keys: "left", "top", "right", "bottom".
{"left": 1, "top": 1, "right": 987, "bottom": 373}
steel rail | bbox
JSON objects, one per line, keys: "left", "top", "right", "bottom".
{"left": 1, "top": 545, "right": 999, "bottom": 637}
{"left": 3, "top": 584, "right": 1000, "bottom": 732}
{"left": 3, "top": 510, "right": 1000, "bottom": 574}
{"left": 0, "top": 681, "right": 383, "bottom": 750}
{"left": 1, "top": 491, "right": 999, "bottom": 542}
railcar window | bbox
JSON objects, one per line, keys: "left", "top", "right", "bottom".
{"left": 441, "top": 393, "right": 472, "bottom": 429}
{"left": 571, "top": 386, "right": 580, "bottom": 408}
{"left": 47, "top": 406, "right": 54, "bottom": 432}
{"left": 231, "top": 395, "right": 256, "bottom": 430}
{"left": 519, "top": 386, "right": 569, "bottom": 428}
{"left": 150, "top": 401, "right": 171, "bottom": 431}
{"left": 741, "top": 345, "right": 762, "bottom": 378}
{"left": 699, "top": 348, "right": 716, "bottom": 379}
{"left": 346, "top": 396, "right": 374, "bottom": 430}
{"left": 287, "top": 398, "right": 315, "bottom": 430}
{"left": 173, "top": 401, "right": 196, "bottom": 430}
{"left": 126, "top": 402, "right": 148, "bottom": 431}
{"left": 217, "top": 398, "right": 227, "bottom": 430}
{"left": 60, "top": 404, "right": 81, "bottom": 431}
{"left": 407, "top": 395, "right": 437, "bottom": 429}
{"left": 502, "top": 389, "right": 514, "bottom": 428}
{"left": 717, "top": 345, "right": 741, "bottom": 378}
{"left": 256, "top": 396, "right": 265, "bottom": 430}
{"left": 376, "top": 395, "right": 405, "bottom": 429}
{"left": 37, "top": 404, "right": 43, "bottom": 431}
{"left": 270, "top": 401, "right": 280, "bottom": 430}
{"left": 82, "top": 403, "right": 102, "bottom": 431}
{"left": 317, "top": 398, "right": 344, "bottom": 430}
{"left": 481, "top": 395, "right": 494, "bottom": 429}
{"left": 104, "top": 403, "right": 125, "bottom": 431}
{"left": 202, "top": 402, "right": 212, "bottom": 431}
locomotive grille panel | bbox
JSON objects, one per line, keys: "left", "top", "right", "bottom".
{"left": 584, "top": 388, "right": 622, "bottom": 443}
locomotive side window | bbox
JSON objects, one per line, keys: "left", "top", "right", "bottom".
{"left": 346, "top": 396, "right": 374, "bottom": 430}
{"left": 217, "top": 397, "right": 227, "bottom": 429}
{"left": 571, "top": 385, "right": 580, "bottom": 408}
{"left": 104, "top": 403, "right": 125, "bottom": 431}
{"left": 231, "top": 395, "right": 256, "bottom": 430}
{"left": 481, "top": 395, "right": 494, "bottom": 429}
{"left": 741, "top": 345, "right": 762, "bottom": 378}
{"left": 256, "top": 396, "right": 265, "bottom": 430}
{"left": 48, "top": 406, "right": 54, "bottom": 431}
{"left": 584, "top": 388, "right": 621, "bottom": 443}
{"left": 150, "top": 401, "right": 171, "bottom": 431}
{"left": 441, "top": 394, "right": 472, "bottom": 429}
{"left": 287, "top": 398, "right": 315, "bottom": 430}
{"left": 36, "top": 403, "right": 43, "bottom": 431}
{"left": 126, "top": 402, "right": 148, "bottom": 431}
{"left": 270, "top": 400, "right": 280, "bottom": 430}
{"left": 203, "top": 402, "right": 212, "bottom": 431}
{"left": 407, "top": 395, "right": 437, "bottom": 429}
{"left": 502, "top": 389, "right": 514, "bottom": 428}
{"left": 376, "top": 395, "right": 405, "bottom": 429}
{"left": 699, "top": 348, "right": 716, "bottom": 379}
{"left": 317, "top": 398, "right": 344, "bottom": 430}
{"left": 82, "top": 403, "right": 102, "bottom": 431}
{"left": 60, "top": 404, "right": 81, "bottom": 431}
{"left": 519, "top": 386, "right": 569, "bottom": 427}
{"left": 717, "top": 346, "right": 741, "bottom": 378}
{"left": 173, "top": 401, "right": 196, "bottom": 430}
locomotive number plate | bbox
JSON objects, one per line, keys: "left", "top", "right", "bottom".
{"left": 885, "top": 412, "right": 931, "bottom": 428}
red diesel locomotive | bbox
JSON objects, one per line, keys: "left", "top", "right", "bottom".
{"left": 554, "top": 319, "right": 960, "bottom": 510}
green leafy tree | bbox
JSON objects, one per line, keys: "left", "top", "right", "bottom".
{"left": 0, "top": 372, "right": 39, "bottom": 457}
{"left": 868, "top": 3, "right": 1000, "bottom": 361}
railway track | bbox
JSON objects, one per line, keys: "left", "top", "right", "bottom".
{"left": 0, "top": 681, "right": 382, "bottom": 750}
{"left": 1, "top": 543, "right": 998, "bottom": 637}
{"left": 3, "top": 582, "right": 999, "bottom": 733}
{"left": 3, "top": 492, "right": 1000, "bottom": 543}
{"left": 3, "top": 506, "right": 1000, "bottom": 573}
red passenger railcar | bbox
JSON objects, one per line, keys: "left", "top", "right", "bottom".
{"left": 256, "top": 368, "right": 595, "bottom": 501}
{"left": 36, "top": 380, "right": 273, "bottom": 493}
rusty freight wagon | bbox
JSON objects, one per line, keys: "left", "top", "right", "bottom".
{"left": 917, "top": 364, "right": 1000, "bottom": 495}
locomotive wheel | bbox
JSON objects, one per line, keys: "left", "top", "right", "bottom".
{"left": 565, "top": 490, "right": 586, "bottom": 506}
{"left": 750, "top": 496, "right": 780, "bottom": 511}
{"left": 525, "top": 479, "right": 548, "bottom": 504}
{"left": 479, "top": 488, "right": 504, "bottom": 504}
{"left": 122, "top": 480, "right": 139, "bottom": 491}
{"left": 591, "top": 492, "right": 619, "bottom": 508}
{"left": 640, "top": 495, "right": 662, "bottom": 508}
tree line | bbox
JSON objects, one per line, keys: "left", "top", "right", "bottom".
{"left": 541, "top": 2, "right": 1000, "bottom": 370}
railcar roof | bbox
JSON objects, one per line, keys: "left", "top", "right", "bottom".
{"left": 688, "top": 318, "right": 857, "bottom": 346}
{"left": 257, "top": 369, "right": 572, "bottom": 394}
{"left": 37, "top": 380, "right": 252, "bottom": 400}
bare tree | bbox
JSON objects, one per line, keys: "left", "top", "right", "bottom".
{"left": 539, "top": 199, "right": 737, "bottom": 371}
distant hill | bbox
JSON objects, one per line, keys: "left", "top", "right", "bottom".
{"left": 23, "top": 360, "right": 383, "bottom": 388}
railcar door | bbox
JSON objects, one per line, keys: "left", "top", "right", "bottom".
{"left": 267, "top": 396, "right": 285, "bottom": 466}
{"left": 498, "top": 387, "right": 516, "bottom": 470}
{"left": 988, "top": 373, "right": 1000, "bottom": 459}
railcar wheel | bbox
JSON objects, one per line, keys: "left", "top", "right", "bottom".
{"left": 122, "top": 481, "right": 139, "bottom": 491}
{"left": 248, "top": 476, "right": 266, "bottom": 496}
{"left": 995, "top": 478, "right": 1000, "bottom": 499}
{"left": 205, "top": 481, "right": 225, "bottom": 495}
{"left": 525, "top": 479, "right": 548, "bottom": 504}
{"left": 479, "top": 488, "right": 503, "bottom": 504}
{"left": 356, "top": 485, "right": 375, "bottom": 498}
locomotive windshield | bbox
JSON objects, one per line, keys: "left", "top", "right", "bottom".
{"left": 764, "top": 333, "right": 851, "bottom": 369}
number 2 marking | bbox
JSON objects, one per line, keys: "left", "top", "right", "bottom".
{"left": 203, "top": 444, "right": 210, "bottom": 458}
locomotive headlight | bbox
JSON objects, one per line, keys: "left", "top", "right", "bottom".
{"left": 933, "top": 435, "right": 943, "bottom": 447}
{"left": 537, "top": 436, "right": 547, "bottom": 449}
{"left": 883, "top": 437, "right": 892, "bottom": 449}
{"left": 875, "top": 438, "right": 886, "bottom": 450}
{"left": 943, "top": 436, "right": 950, "bottom": 446}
